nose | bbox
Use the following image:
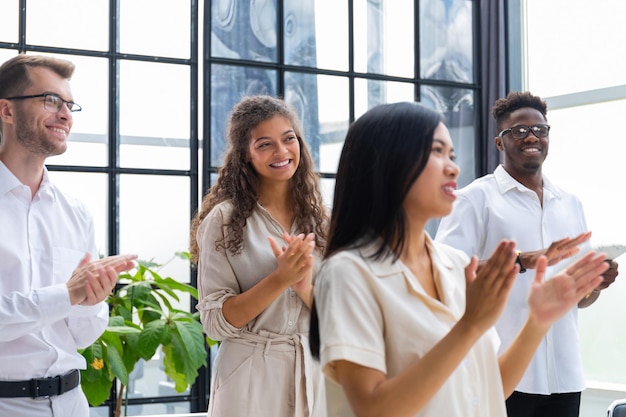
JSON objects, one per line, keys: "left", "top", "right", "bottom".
{"left": 274, "top": 142, "right": 287, "bottom": 155}
{"left": 446, "top": 159, "right": 460, "bottom": 178}
{"left": 523, "top": 130, "right": 540, "bottom": 141}
{"left": 56, "top": 104, "right": 72, "bottom": 120}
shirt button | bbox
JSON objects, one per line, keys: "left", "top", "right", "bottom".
{"left": 471, "top": 397, "right": 478, "bottom": 406}
{"left": 288, "top": 321, "right": 293, "bottom": 326}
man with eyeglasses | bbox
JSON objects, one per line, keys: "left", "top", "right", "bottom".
{"left": 435, "top": 91, "right": 619, "bottom": 417}
{"left": 0, "top": 54, "right": 137, "bottom": 416}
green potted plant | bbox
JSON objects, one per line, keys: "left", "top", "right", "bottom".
{"left": 78, "top": 252, "right": 213, "bottom": 416}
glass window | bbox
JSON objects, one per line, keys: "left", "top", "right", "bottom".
{"left": 354, "top": 78, "right": 415, "bottom": 119}
{"left": 285, "top": 0, "right": 349, "bottom": 71}
{"left": 26, "top": 0, "right": 109, "bottom": 51}
{"left": 0, "top": 2, "right": 19, "bottom": 43}
{"left": 420, "top": 0, "right": 474, "bottom": 83}
{"left": 525, "top": 1, "right": 626, "bottom": 97}
{"left": 211, "top": 0, "right": 277, "bottom": 62}
{"left": 119, "top": 174, "right": 191, "bottom": 269}
{"left": 119, "top": 60, "right": 190, "bottom": 170}
{"left": 120, "top": 0, "right": 191, "bottom": 59}
{"left": 354, "top": 0, "right": 414, "bottom": 77}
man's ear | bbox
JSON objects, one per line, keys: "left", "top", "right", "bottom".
{"left": 495, "top": 136, "right": 504, "bottom": 152}
{"left": 0, "top": 99, "right": 14, "bottom": 124}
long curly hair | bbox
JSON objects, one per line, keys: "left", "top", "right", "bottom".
{"left": 190, "top": 95, "right": 328, "bottom": 264}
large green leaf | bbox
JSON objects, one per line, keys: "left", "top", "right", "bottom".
{"left": 81, "top": 370, "right": 113, "bottom": 406}
{"left": 107, "top": 341, "right": 129, "bottom": 386}
{"left": 156, "top": 277, "right": 198, "bottom": 299}
{"left": 161, "top": 343, "right": 189, "bottom": 392}
{"left": 137, "top": 320, "right": 168, "bottom": 360}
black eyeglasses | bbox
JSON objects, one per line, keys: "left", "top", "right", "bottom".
{"left": 498, "top": 124, "right": 550, "bottom": 140}
{"left": 3, "top": 93, "right": 82, "bottom": 113}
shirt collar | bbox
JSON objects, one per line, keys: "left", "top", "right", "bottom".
{"left": 0, "top": 160, "right": 55, "bottom": 201}
{"left": 357, "top": 233, "right": 457, "bottom": 278}
{"left": 494, "top": 164, "right": 561, "bottom": 199}
{"left": 0, "top": 160, "right": 22, "bottom": 197}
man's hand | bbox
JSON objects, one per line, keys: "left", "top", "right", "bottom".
{"left": 521, "top": 232, "right": 592, "bottom": 270}
{"left": 67, "top": 253, "right": 138, "bottom": 306}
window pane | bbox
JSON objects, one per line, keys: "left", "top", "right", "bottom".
{"left": 354, "top": 78, "right": 415, "bottom": 119}
{"left": 540, "top": 102, "right": 626, "bottom": 386}
{"left": 0, "top": 2, "right": 18, "bottom": 43}
{"left": 120, "top": 0, "right": 191, "bottom": 59}
{"left": 354, "top": 0, "right": 414, "bottom": 77}
{"left": 420, "top": 0, "right": 474, "bottom": 83}
{"left": 119, "top": 175, "right": 191, "bottom": 275}
{"left": 47, "top": 172, "right": 108, "bottom": 257}
{"left": 284, "top": 0, "right": 348, "bottom": 71}
{"left": 211, "top": 0, "right": 277, "bottom": 62}
{"left": 525, "top": 1, "right": 626, "bottom": 97}
{"left": 320, "top": 177, "right": 335, "bottom": 209}
{"left": 210, "top": 64, "right": 277, "bottom": 166}
{"left": 421, "top": 86, "right": 476, "bottom": 187}
{"left": 286, "top": 72, "right": 349, "bottom": 173}
{"left": 45, "top": 54, "right": 109, "bottom": 167}
{"left": 119, "top": 61, "right": 190, "bottom": 170}
{"left": 26, "top": 0, "right": 108, "bottom": 51}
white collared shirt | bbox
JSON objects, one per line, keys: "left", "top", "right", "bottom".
{"left": 436, "top": 164, "right": 589, "bottom": 394}
{"left": 316, "top": 234, "right": 508, "bottom": 417}
{"left": 0, "top": 161, "right": 108, "bottom": 380}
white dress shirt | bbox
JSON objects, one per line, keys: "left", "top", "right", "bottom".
{"left": 0, "top": 161, "right": 108, "bottom": 381}
{"left": 435, "top": 164, "right": 589, "bottom": 395}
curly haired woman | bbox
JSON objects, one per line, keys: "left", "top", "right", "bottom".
{"left": 190, "top": 95, "right": 328, "bottom": 417}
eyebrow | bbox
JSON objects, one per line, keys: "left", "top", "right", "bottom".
{"left": 433, "top": 137, "right": 455, "bottom": 153}
{"left": 252, "top": 129, "right": 296, "bottom": 143}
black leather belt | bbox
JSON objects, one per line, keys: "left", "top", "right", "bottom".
{"left": 0, "top": 369, "right": 80, "bottom": 398}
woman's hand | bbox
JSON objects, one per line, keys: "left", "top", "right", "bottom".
{"left": 269, "top": 232, "right": 316, "bottom": 306}
{"left": 460, "top": 240, "right": 518, "bottom": 334}
{"left": 528, "top": 251, "right": 607, "bottom": 327}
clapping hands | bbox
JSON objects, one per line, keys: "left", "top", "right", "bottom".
{"left": 67, "top": 253, "right": 137, "bottom": 306}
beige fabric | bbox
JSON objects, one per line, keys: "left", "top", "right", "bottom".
{"left": 196, "top": 201, "right": 325, "bottom": 417}
{"left": 315, "top": 234, "right": 508, "bottom": 417}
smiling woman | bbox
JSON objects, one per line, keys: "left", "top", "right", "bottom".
{"left": 189, "top": 95, "right": 329, "bottom": 417}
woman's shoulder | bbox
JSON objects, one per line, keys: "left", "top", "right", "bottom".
{"left": 431, "top": 239, "right": 471, "bottom": 266}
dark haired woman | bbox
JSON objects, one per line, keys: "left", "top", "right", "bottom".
{"left": 191, "top": 95, "right": 328, "bottom": 417}
{"left": 310, "top": 101, "right": 607, "bottom": 417}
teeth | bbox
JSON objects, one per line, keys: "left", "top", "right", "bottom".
{"left": 443, "top": 186, "right": 455, "bottom": 192}
{"left": 51, "top": 127, "right": 67, "bottom": 135}
{"left": 271, "top": 160, "right": 289, "bottom": 167}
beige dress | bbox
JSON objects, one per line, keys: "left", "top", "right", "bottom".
{"left": 196, "top": 201, "right": 325, "bottom": 417}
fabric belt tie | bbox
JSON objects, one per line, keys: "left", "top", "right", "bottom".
{"left": 233, "top": 331, "right": 315, "bottom": 417}
{"left": 0, "top": 369, "right": 80, "bottom": 398}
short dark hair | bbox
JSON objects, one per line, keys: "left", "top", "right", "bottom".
{"left": 0, "top": 54, "right": 75, "bottom": 99}
{"left": 325, "top": 101, "right": 443, "bottom": 261}
{"left": 491, "top": 91, "right": 548, "bottom": 131}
